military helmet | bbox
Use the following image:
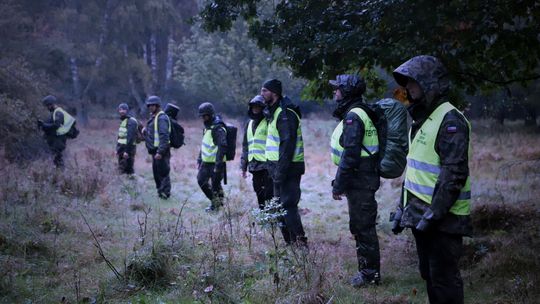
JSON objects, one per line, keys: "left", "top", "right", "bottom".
{"left": 329, "top": 74, "right": 366, "bottom": 99}
{"left": 248, "top": 95, "right": 266, "bottom": 107}
{"left": 41, "top": 95, "right": 57, "bottom": 106}
{"left": 165, "top": 103, "right": 180, "bottom": 119}
{"left": 198, "top": 102, "right": 215, "bottom": 117}
{"left": 145, "top": 95, "right": 161, "bottom": 106}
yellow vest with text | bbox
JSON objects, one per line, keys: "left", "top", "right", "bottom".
{"left": 247, "top": 119, "right": 268, "bottom": 162}
{"left": 404, "top": 102, "right": 471, "bottom": 215}
{"left": 265, "top": 107, "right": 304, "bottom": 162}
{"left": 53, "top": 107, "right": 75, "bottom": 136}
{"left": 330, "top": 107, "right": 379, "bottom": 166}
{"left": 201, "top": 125, "right": 227, "bottom": 163}
{"left": 118, "top": 117, "right": 137, "bottom": 145}
{"left": 153, "top": 111, "right": 171, "bottom": 147}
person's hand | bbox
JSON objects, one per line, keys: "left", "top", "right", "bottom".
{"left": 123, "top": 152, "right": 129, "bottom": 159}
{"left": 241, "top": 170, "right": 247, "bottom": 179}
{"left": 415, "top": 218, "right": 431, "bottom": 232}
{"left": 154, "top": 153, "right": 162, "bottom": 160}
{"left": 37, "top": 120, "right": 44, "bottom": 128}
{"left": 332, "top": 192, "right": 343, "bottom": 200}
{"left": 390, "top": 208, "right": 404, "bottom": 235}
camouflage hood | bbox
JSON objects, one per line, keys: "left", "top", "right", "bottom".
{"left": 392, "top": 55, "right": 449, "bottom": 107}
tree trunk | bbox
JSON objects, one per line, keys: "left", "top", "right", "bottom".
{"left": 123, "top": 45, "right": 146, "bottom": 116}
{"left": 524, "top": 104, "right": 537, "bottom": 127}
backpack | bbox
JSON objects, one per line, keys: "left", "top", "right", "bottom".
{"left": 169, "top": 119, "right": 185, "bottom": 149}
{"left": 133, "top": 118, "right": 145, "bottom": 144}
{"left": 358, "top": 98, "right": 408, "bottom": 179}
{"left": 66, "top": 121, "right": 79, "bottom": 139}
{"left": 224, "top": 124, "right": 237, "bottom": 161}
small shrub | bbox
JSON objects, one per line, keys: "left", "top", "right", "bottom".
{"left": 126, "top": 242, "right": 172, "bottom": 287}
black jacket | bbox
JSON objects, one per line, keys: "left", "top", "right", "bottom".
{"left": 41, "top": 108, "right": 64, "bottom": 137}
{"left": 145, "top": 111, "right": 170, "bottom": 155}
{"left": 333, "top": 100, "right": 380, "bottom": 194}
{"left": 264, "top": 97, "right": 305, "bottom": 184}
{"left": 198, "top": 115, "right": 227, "bottom": 167}
{"left": 116, "top": 116, "right": 138, "bottom": 155}
{"left": 240, "top": 118, "right": 267, "bottom": 173}
{"left": 399, "top": 105, "right": 472, "bottom": 236}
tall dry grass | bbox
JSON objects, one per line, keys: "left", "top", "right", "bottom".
{"left": 0, "top": 117, "right": 539, "bottom": 303}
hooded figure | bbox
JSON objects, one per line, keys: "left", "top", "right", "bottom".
{"left": 329, "top": 74, "right": 381, "bottom": 287}
{"left": 392, "top": 55, "right": 471, "bottom": 304}
{"left": 240, "top": 95, "right": 274, "bottom": 209}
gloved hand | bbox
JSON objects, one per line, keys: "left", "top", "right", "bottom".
{"left": 390, "top": 208, "right": 404, "bottom": 235}
{"left": 37, "top": 120, "right": 44, "bottom": 129}
{"left": 415, "top": 218, "right": 431, "bottom": 232}
{"left": 415, "top": 209, "right": 435, "bottom": 232}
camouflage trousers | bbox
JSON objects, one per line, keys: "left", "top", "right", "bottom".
{"left": 345, "top": 189, "right": 380, "bottom": 272}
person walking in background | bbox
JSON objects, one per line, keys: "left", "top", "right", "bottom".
{"left": 391, "top": 55, "right": 472, "bottom": 304}
{"left": 329, "top": 74, "right": 382, "bottom": 287}
{"left": 197, "top": 102, "right": 228, "bottom": 212}
{"left": 261, "top": 79, "right": 307, "bottom": 246}
{"left": 240, "top": 95, "right": 273, "bottom": 209}
{"left": 116, "top": 103, "right": 138, "bottom": 175}
{"left": 144, "top": 95, "right": 171, "bottom": 199}
{"left": 37, "top": 95, "right": 76, "bottom": 168}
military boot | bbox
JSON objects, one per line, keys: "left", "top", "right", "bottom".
{"left": 350, "top": 269, "right": 380, "bottom": 288}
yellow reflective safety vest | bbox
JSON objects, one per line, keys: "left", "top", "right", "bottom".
{"left": 330, "top": 107, "right": 379, "bottom": 166}
{"left": 53, "top": 107, "right": 75, "bottom": 136}
{"left": 153, "top": 111, "right": 171, "bottom": 147}
{"left": 265, "top": 107, "right": 304, "bottom": 162}
{"left": 404, "top": 102, "right": 471, "bottom": 215}
{"left": 201, "top": 125, "right": 227, "bottom": 163}
{"left": 118, "top": 117, "right": 137, "bottom": 145}
{"left": 247, "top": 119, "right": 267, "bottom": 162}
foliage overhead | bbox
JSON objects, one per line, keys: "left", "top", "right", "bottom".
{"left": 199, "top": 0, "right": 540, "bottom": 99}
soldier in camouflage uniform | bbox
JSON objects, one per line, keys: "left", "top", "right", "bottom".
{"left": 391, "top": 55, "right": 472, "bottom": 304}
{"left": 329, "top": 75, "right": 381, "bottom": 287}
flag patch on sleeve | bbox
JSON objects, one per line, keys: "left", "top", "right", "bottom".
{"left": 346, "top": 119, "right": 353, "bottom": 125}
{"left": 446, "top": 126, "right": 457, "bottom": 133}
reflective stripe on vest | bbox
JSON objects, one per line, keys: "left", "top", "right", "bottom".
{"left": 201, "top": 125, "right": 227, "bottom": 163}
{"left": 118, "top": 117, "right": 137, "bottom": 145}
{"left": 247, "top": 119, "right": 268, "bottom": 162}
{"left": 265, "top": 107, "right": 304, "bottom": 162}
{"left": 330, "top": 107, "right": 379, "bottom": 166}
{"left": 53, "top": 107, "right": 75, "bottom": 136}
{"left": 153, "top": 111, "right": 171, "bottom": 147}
{"left": 404, "top": 102, "right": 472, "bottom": 215}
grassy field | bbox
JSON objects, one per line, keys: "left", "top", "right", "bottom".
{"left": 1, "top": 117, "right": 539, "bottom": 304}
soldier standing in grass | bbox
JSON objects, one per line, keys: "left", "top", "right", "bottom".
{"left": 261, "top": 79, "right": 307, "bottom": 246}
{"left": 144, "top": 95, "right": 171, "bottom": 199}
{"left": 197, "top": 102, "right": 228, "bottom": 212}
{"left": 329, "top": 75, "right": 381, "bottom": 287}
{"left": 240, "top": 95, "right": 273, "bottom": 209}
{"left": 391, "top": 55, "right": 472, "bottom": 304}
{"left": 116, "top": 103, "right": 138, "bottom": 175}
{"left": 38, "top": 95, "right": 75, "bottom": 168}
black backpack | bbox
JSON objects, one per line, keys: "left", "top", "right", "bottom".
{"left": 169, "top": 118, "right": 185, "bottom": 149}
{"left": 357, "top": 98, "right": 408, "bottom": 179}
{"left": 224, "top": 124, "right": 237, "bottom": 161}
{"left": 66, "top": 122, "right": 79, "bottom": 139}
